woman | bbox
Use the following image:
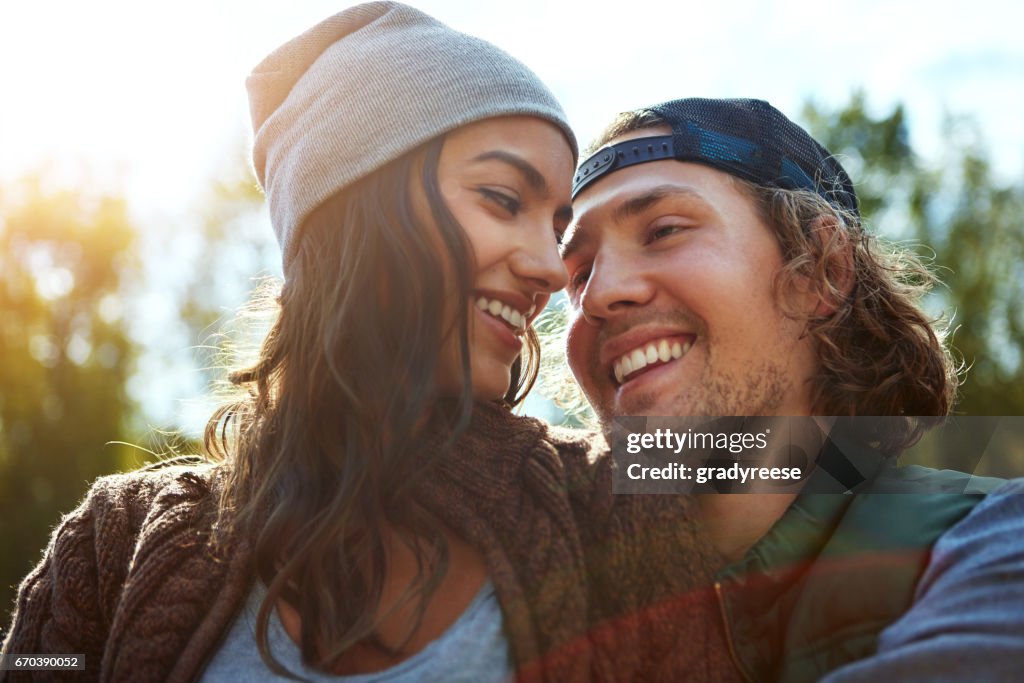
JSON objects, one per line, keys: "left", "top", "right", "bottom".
{"left": 0, "top": 4, "right": 733, "bottom": 682}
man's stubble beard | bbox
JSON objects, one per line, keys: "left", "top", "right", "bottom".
{"left": 593, "top": 349, "right": 794, "bottom": 431}
{"left": 579, "top": 307, "right": 799, "bottom": 429}
{"left": 635, "top": 358, "right": 790, "bottom": 416}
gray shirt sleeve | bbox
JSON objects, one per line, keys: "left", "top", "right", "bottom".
{"left": 821, "top": 478, "right": 1024, "bottom": 682}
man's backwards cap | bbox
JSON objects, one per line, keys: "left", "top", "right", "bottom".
{"left": 572, "top": 98, "right": 859, "bottom": 218}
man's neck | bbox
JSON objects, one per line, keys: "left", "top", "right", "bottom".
{"left": 696, "top": 493, "right": 799, "bottom": 565}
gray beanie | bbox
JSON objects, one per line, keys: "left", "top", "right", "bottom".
{"left": 247, "top": 1, "right": 577, "bottom": 269}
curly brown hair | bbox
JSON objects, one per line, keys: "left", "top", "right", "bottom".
{"left": 572, "top": 110, "right": 959, "bottom": 449}
{"left": 750, "top": 184, "right": 957, "bottom": 418}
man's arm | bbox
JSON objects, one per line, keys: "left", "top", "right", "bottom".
{"left": 821, "top": 479, "right": 1024, "bottom": 682}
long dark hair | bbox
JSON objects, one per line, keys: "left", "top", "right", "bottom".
{"left": 205, "top": 134, "right": 540, "bottom": 674}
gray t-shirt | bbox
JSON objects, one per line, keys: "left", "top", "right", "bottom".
{"left": 201, "top": 579, "right": 512, "bottom": 682}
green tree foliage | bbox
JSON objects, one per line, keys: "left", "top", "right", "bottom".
{"left": 802, "top": 92, "right": 1024, "bottom": 417}
{"left": 0, "top": 175, "right": 138, "bottom": 629}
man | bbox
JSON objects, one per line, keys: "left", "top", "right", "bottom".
{"left": 559, "top": 98, "right": 1020, "bottom": 681}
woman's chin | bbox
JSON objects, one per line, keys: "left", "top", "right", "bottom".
{"left": 470, "top": 364, "right": 514, "bottom": 401}
{"left": 435, "top": 366, "right": 512, "bottom": 402}
{"left": 471, "top": 378, "right": 512, "bottom": 402}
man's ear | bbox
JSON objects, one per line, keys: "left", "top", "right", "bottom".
{"left": 808, "top": 214, "right": 855, "bottom": 318}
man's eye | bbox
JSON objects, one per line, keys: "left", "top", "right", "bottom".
{"left": 479, "top": 188, "right": 521, "bottom": 215}
{"left": 647, "top": 224, "right": 686, "bottom": 243}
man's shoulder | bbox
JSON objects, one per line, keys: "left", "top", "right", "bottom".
{"left": 831, "top": 464, "right": 1005, "bottom": 552}
{"left": 867, "top": 462, "right": 1006, "bottom": 495}
{"left": 932, "top": 476, "right": 1024, "bottom": 549}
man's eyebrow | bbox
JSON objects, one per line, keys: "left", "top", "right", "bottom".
{"left": 611, "top": 184, "right": 706, "bottom": 223}
{"left": 471, "top": 151, "right": 548, "bottom": 193}
{"left": 562, "top": 184, "right": 707, "bottom": 262}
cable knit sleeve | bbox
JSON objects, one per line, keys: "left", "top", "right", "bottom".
{"left": 1, "top": 469, "right": 179, "bottom": 682}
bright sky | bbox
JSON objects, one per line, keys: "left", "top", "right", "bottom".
{"left": 1, "top": 0, "right": 1022, "bottom": 208}
{"left": 2, "top": 0, "right": 1022, "bottom": 430}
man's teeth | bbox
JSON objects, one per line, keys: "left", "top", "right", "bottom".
{"left": 475, "top": 296, "right": 534, "bottom": 331}
{"left": 612, "top": 337, "right": 693, "bottom": 384}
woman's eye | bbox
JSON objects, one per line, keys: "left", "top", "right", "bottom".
{"left": 569, "top": 267, "right": 590, "bottom": 292}
{"left": 479, "top": 188, "right": 521, "bottom": 215}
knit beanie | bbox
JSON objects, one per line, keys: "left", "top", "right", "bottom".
{"left": 247, "top": 1, "right": 577, "bottom": 270}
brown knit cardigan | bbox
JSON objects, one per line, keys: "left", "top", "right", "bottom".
{"left": 1, "top": 404, "right": 738, "bottom": 682}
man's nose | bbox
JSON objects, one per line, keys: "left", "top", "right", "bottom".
{"left": 579, "top": 249, "right": 655, "bottom": 324}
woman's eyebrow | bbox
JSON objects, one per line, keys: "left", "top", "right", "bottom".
{"left": 471, "top": 151, "right": 548, "bottom": 194}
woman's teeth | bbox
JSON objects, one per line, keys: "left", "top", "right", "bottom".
{"left": 476, "top": 296, "right": 534, "bottom": 332}
{"left": 613, "top": 337, "right": 693, "bottom": 385}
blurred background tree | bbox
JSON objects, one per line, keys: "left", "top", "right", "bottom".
{"left": 0, "top": 176, "right": 139, "bottom": 622}
{"left": 2, "top": 92, "right": 1023, "bottom": 630}
{"left": 178, "top": 146, "right": 274, "bottom": 356}
{"left": 803, "top": 91, "right": 1024, "bottom": 417}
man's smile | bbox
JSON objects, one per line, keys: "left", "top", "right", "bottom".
{"left": 610, "top": 335, "right": 695, "bottom": 385}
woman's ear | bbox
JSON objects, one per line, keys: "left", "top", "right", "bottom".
{"left": 808, "top": 214, "right": 855, "bottom": 318}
